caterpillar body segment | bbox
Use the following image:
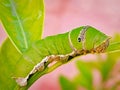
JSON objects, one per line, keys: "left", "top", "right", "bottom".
{"left": 14, "top": 26, "right": 110, "bottom": 87}
{"left": 85, "top": 27, "right": 108, "bottom": 50}
{"left": 54, "top": 33, "right": 70, "bottom": 54}
{"left": 69, "top": 26, "right": 83, "bottom": 51}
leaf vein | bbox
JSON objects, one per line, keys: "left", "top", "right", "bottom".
{"left": 9, "top": 0, "right": 28, "bottom": 49}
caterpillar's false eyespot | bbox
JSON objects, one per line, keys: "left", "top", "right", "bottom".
{"left": 78, "top": 37, "right": 81, "bottom": 42}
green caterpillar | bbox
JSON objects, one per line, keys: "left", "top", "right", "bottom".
{"left": 14, "top": 25, "right": 110, "bottom": 86}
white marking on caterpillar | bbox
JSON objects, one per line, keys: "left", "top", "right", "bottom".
{"left": 78, "top": 25, "right": 90, "bottom": 50}
{"left": 68, "top": 30, "right": 77, "bottom": 51}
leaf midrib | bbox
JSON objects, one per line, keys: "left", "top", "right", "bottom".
{"left": 9, "top": 0, "right": 28, "bottom": 49}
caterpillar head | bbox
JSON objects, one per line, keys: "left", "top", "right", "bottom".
{"left": 70, "top": 26, "right": 110, "bottom": 52}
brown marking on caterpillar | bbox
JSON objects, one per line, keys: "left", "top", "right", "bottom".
{"left": 90, "top": 37, "right": 111, "bottom": 53}
{"left": 14, "top": 55, "right": 69, "bottom": 86}
{"left": 14, "top": 49, "right": 90, "bottom": 87}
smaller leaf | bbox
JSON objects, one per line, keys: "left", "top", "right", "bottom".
{"left": 106, "top": 42, "right": 120, "bottom": 53}
{"left": 76, "top": 61, "right": 93, "bottom": 89}
{"left": 111, "top": 34, "right": 120, "bottom": 42}
{"left": 100, "top": 58, "right": 115, "bottom": 81}
{"left": 73, "top": 74, "right": 91, "bottom": 89}
{"left": 59, "top": 76, "right": 76, "bottom": 90}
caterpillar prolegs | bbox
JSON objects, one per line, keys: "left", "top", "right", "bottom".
{"left": 14, "top": 25, "right": 110, "bottom": 86}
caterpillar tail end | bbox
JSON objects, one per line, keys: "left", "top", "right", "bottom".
{"left": 13, "top": 77, "right": 27, "bottom": 87}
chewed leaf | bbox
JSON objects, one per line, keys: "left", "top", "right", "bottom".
{"left": 0, "top": 0, "right": 44, "bottom": 53}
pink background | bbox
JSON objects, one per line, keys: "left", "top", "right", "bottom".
{"left": 0, "top": 0, "right": 120, "bottom": 90}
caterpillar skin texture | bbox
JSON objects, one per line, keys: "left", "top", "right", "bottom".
{"left": 14, "top": 26, "right": 110, "bottom": 86}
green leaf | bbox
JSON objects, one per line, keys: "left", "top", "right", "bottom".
{"left": 111, "top": 33, "right": 120, "bottom": 42}
{"left": 59, "top": 76, "right": 77, "bottom": 90}
{"left": 100, "top": 58, "right": 115, "bottom": 81}
{"left": 0, "top": 0, "right": 44, "bottom": 53}
{"left": 0, "top": 39, "right": 23, "bottom": 89}
{"left": 0, "top": 39, "right": 63, "bottom": 90}
{"left": 106, "top": 42, "right": 120, "bottom": 53}
{"left": 0, "top": 38, "right": 43, "bottom": 90}
{"left": 76, "top": 61, "right": 93, "bottom": 89}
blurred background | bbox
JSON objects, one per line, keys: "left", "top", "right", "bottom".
{"left": 0, "top": 0, "right": 120, "bottom": 90}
